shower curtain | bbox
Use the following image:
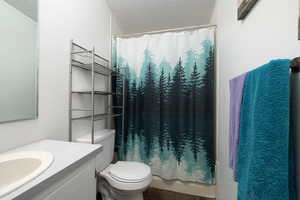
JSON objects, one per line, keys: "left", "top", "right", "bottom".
{"left": 112, "top": 27, "right": 215, "bottom": 184}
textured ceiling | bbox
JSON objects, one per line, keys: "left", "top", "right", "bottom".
{"left": 107, "top": 0, "right": 216, "bottom": 34}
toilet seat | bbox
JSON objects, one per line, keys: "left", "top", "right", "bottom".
{"left": 100, "top": 161, "right": 152, "bottom": 191}
{"left": 109, "top": 161, "right": 151, "bottom": 183}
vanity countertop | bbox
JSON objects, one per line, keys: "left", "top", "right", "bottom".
{"left": 1, "top": 139, "right": 102, "bottom": 200}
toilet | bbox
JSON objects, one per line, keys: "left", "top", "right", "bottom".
{"left": 76, "top": 129, "right": 152, "bottom": 200}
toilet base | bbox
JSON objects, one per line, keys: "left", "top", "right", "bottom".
{"left": 98, "top": 177, "right": 145, "bottom": 200}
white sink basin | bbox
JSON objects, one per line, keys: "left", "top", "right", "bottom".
{"left": 0, "top": 151, "right": 53, "bottom": 198}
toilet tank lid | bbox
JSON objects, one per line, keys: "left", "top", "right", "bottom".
{"left": 75, "top": 129, "right": 115, "bottom": 144}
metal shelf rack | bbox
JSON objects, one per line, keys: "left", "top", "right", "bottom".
{"left": 69, "top": 40, "right": 124, "bottom": 144}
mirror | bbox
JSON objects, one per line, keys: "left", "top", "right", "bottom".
{"left": 0, "top": 0, "right": 38, "bottom": 123}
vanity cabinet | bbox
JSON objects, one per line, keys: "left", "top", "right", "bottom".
{"left": 15, "top": 155, "right": 97, "bottom": 200}
{"left": 3, "top": 140, "right": 101, "bottom": 200}
{"left": 43, "top": 158, "right": 96, "bottom": 200}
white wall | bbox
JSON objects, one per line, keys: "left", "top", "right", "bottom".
{"left": 0, "top": 0, "right": 115, "bottom": 152}
{"left": 214, "top": 0, "right": 300, "bottom": 199}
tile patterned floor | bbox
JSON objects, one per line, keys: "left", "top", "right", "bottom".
{"left": 143, "top": 188, "right": 215, "bottom": 200}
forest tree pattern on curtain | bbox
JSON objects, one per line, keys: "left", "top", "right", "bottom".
{"left": 112, "top": 27, "right": 215, "bottom": 184}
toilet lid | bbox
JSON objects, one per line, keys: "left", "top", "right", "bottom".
{"left": 109, "top": 161, "right": 151, "bottom": 183}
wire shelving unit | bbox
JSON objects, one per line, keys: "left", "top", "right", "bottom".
{"left": 69, "top": 40, "right": 124, "bottom": 144}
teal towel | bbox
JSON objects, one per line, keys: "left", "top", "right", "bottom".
{"left": 237, "top": 59, "right": 296, "bottom": 200}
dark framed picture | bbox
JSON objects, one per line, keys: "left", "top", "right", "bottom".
{"left": 238, "top": 0, "right": 259, "bottom": 20}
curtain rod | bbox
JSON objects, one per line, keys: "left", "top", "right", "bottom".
{"left": 113, "top": 24, "right": 217, "bottom": 39}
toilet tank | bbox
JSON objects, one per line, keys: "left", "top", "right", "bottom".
{"left": 76, "top": 129, "right": 115, "bottom": 172}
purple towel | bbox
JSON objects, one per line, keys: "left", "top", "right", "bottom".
{"left": 229, "top": 73, "right": 247, "bottom": 181}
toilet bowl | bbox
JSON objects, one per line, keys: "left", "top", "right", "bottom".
{"left": 99, "top": 161, "right": 152, "bottom": 200}
{"left": 76, "top": 130, "right": 152, "bottom": 200}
